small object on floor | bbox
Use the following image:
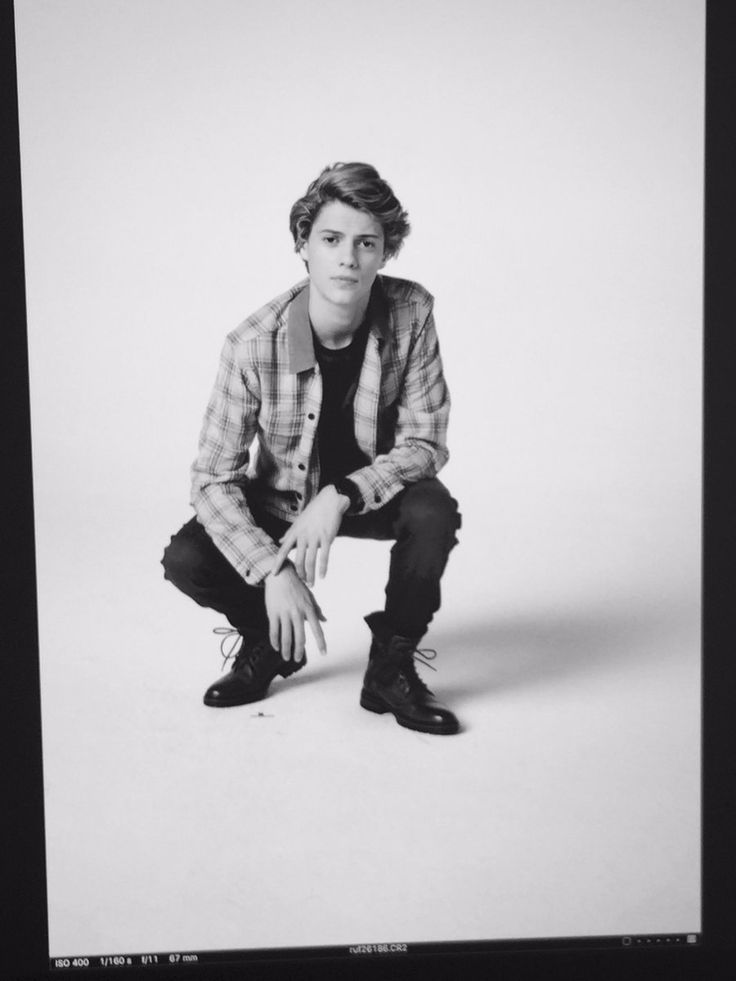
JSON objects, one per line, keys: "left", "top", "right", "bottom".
{"left": 203, "top": 627, "right": 306, "bottom": 707}
{"left": 360, "top": 611, "right": 460, "bottom": 735}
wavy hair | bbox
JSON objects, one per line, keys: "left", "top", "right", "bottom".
{"left": 289, "top": 162, "right": 410, "bottom": 261}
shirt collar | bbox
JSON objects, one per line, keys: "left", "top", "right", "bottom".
{"left": 287, "top": 276, "right": 390, "bottom": 374}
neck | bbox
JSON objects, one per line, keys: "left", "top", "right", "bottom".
{"left": 308, "top": 289, "right": 370, "bottom": 350}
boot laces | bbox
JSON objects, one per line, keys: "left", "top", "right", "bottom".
{"left": 213, "top": 627, "right": 269, "bottom": 671}
{"left": 400, "top": 646, "right": 438, "bottom": 696}
{"left": 413, "top": 647, "right": 438, "bottom": 672}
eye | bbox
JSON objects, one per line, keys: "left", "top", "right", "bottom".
{"left": 322, "top": 235, "right": 337, "bottom": 244}
{"left": 360, "top": 239, "right": 376, "bottom": 249}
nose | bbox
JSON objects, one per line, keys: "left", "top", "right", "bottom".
{"left": 339, "top": 243, "right": 358, "bottom": 268}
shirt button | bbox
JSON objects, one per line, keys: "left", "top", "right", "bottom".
{"left": 374, "top": 493, "right": 381, "bottom": 503}
{"left": 295, "top": 492, "right": 302, "bottom": 500}
{"left": 307, "top": 412, "right": 315, "bottom": 420}
{"left": 298, "top": 463, "right": 306, "bottom": 471}
{"left": 290, "top": 504, "right": 298, "bottom": 511}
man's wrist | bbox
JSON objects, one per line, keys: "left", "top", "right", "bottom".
{"left": 264, "top": 557, "right": 294, "bottom": 582}
{"left": 333, "top": 491, "right": 351, "bottom": 516}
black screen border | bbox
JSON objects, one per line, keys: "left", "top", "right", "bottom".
{"left": 3, "top": 1, "right": 734, "bottom": 978}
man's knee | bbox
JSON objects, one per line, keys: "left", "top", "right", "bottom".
{"left": 397, "top": 479, "right": 461, "bottom": 540}
{"left": 161, "top": 520, "right": 208, "bottom": 588}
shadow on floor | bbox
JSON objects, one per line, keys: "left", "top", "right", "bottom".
{"left": 274, "top": 652, "right": 361, "bottom": 692}
{"left": 279, "top": 591, "right": 698, "bottom": 705}
{"left": 426, "top": 593, "right": 698, "bottom": 704}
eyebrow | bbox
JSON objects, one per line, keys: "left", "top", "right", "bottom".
{"left": 317, "top": 229, "right": 382, "bottom": 238}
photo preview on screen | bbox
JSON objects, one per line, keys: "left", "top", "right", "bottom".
{"left": 11, "top": 0, "right": 705, "bottom": 972}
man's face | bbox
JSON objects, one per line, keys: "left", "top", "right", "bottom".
{"left": 300, "top": 200, "right": 386, "bottom": 310}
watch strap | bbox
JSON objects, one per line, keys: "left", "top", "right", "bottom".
{"left": 332, "top": 477, "right": 362, "bottom": 514}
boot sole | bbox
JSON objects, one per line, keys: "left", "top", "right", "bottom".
{"left": 360, "top": 690, "right": 460, "bottom": 735}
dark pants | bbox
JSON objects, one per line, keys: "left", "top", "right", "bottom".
{"left": 161, "top": 478, "right": 461, "bottom": 640}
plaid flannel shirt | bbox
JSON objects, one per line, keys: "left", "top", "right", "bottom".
{"left": 191, "top": 274, "right": 450, "bottom": 585}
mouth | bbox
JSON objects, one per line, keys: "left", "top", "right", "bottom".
{"left": 331, "top": 276, "right": 359, "bottom": 285}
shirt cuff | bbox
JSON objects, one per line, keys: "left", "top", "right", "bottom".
{"left": 238, "top": 541, "right": 281, "bottom": 586}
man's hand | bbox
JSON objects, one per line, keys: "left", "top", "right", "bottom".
{"left": 272, "top": 485, "right": 349, "bottom": 586}
{"left": 264, "top": 561, "right": 327, "bottom": 662}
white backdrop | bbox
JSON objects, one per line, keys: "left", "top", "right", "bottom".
{"left": 15, "top": 0, "right": 704, "bottom": 959}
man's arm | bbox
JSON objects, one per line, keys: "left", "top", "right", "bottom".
{"left": 346, "top": 302, "right": 450, "bottom": 513}
{"left": 192, "top": 334, "right": 326, "bottom": 659}
{"left": 190, "top": 334, "right": 281, "bottom": 584}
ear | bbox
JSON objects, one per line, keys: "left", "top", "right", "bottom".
{"left": 299, "top": 241, "right": 309, "bottom": 263}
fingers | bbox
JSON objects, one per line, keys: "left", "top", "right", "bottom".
{"left": 279, "top": 532, "right": 314, "bottom": 585}
{"left": 273, "top": 530, "right": 296, "bottom": 575}
{"left": 268, "top": 609, "right": 280, "bottom": 652}
{"left": 292, "top": 617, "right": 306, "bottom": 663}
{"left": 304, "top": 542, "right": 319, "bottom": 588}
{"left": 265, "top": 564, "right": 328, "bottom": 660}
{"left": 297, "top": 540, "right": 328, "bottom": 586}
{"left": 277, "top": 526, "right": 337, "bottom": 584}
{"left": 317, "top": 537, "right": 331, "bottom": 580}
{"left": 305, "top": 604, "right": 327, "bottom": 655}
{"left": 293, "top": 539, "right": 308, "bottom": 583}
{"left": 289, "top": 536, "right": 322, "bottom": 586}
{"left": 279, "top": 615, "right": 293, "bottom": 662}
{"left": 268, "top": 612, "right": 308, "bottom": 662}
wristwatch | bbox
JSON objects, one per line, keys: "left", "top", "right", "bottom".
{"left": 332, "top": 477, "right": 363, "bottom": 515}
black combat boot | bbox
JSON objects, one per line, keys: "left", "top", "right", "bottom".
{"left": 360, "top": 612, "right": 459, "bottom": 735}
{"left": 203, "top": 628, "right": 306, "bottom": 707}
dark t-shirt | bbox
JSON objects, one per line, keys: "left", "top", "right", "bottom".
{"left": 313, "top": 322, "right": 370, "bottom": 488}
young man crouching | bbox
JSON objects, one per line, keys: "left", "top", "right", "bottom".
{"left": 162, "top": 162, "right": 461, "bottom": 735}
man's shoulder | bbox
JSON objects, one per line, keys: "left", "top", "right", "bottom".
{"left": 379, "top": 274, "right": 434, "bottom": 311}
{"left": 225, "top": 279, "right": 309, "bottom": 347}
